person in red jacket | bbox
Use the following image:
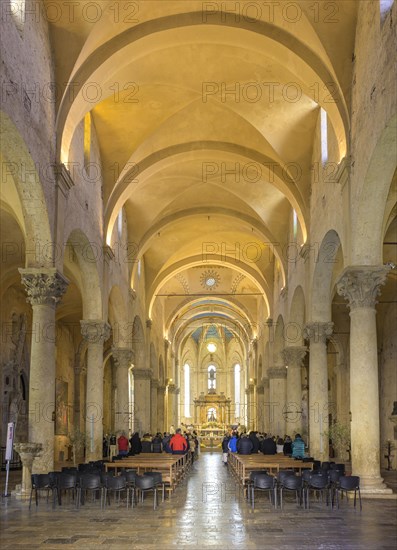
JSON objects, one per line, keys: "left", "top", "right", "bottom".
{"left": 117, "top": 432, "right": 129, "bottom": 456}
{"left": 169, "top": 428, "right": 188, "bottom": 455}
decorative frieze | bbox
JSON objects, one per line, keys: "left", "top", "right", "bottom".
{"left": 304, "top": 322, "right": 333, "bottom": 343}
{"left": 80, "top": 320, "right": 111, "bottom": 344}
{"left": 336, "top": 266, "right": 390, "bottom": 310}
{"left": 19, "top": 268, "right": 68, "bottom": 307}
{"left": 267, "top": 367, "right": 287, "bottom": 379}
{"left": 282, "top": 346, "right": 307, "bottom": 368}
{"left": 112, "top": 347, "right": 134, "bottom": 368}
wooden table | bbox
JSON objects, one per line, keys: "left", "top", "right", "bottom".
{"left": 104, "top": 454, "right": 188, "bottom": 494}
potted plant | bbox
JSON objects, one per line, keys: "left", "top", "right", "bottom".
{"left": 68, "top": 428, "right": 87, "bottom": 466}
{"left": 324, "top": 422, "right": 351, "bottom": 461}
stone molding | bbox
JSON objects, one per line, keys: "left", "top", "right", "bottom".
{"left": 304, "top": 322, "right": 333, "bottom": 343}
{"left": 103, "top": 245, "right": 114, "bottom": 264}
{"left": 55, "top": 163, "right": 74, "bottom": 198}
{"left": 80, "top": 320, "right": 111, "bottom": 344}
{"left": 336, "top": 266, "right": 390, "bottom": 310}
{"left": 267, "top": 367, "right": 287, "bottom": 379}
{"left": 133, "top": 368, "right": 152, "bottom": 380}
{"left": 282, "top": 346, "right": 307, "bottom": 367}
{"left": 112, "top": 347, "right": 134, "bottom": 368}
{"left": 19, "top": 268, "right": 68, "bottom": 307}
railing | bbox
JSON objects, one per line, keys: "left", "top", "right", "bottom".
{"left": 0, "top": 447, "right": 22, "bottom": 470}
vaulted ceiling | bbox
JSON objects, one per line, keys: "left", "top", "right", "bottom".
{"left": 45, "top": 0, "right": 359, "bottom": 344}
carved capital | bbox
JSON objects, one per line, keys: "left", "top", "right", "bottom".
{"left": 256, "top": 385, "right": 264, "bottom": 395}
{"left": 19, "top": 268, "right": 68, "bottom": 307}
{"left": 304, "top": 322, "right": 333, "bottom": 344}
{"left": 146, "top": 319, "right": 152, "bottom": 329}
{"left": 268, "top": 367, "right": 287, "bottom": 379}
{"left": 112, "top": 347, "right": 134, "bottom": 368}
{"left": 133, "top": 368, "right": 152, "bottom": 380}
{"left": 282, "top": 346, "right": 307, "bottom": 368}
{"left": 336, "top": 266, "right": 390, "bottom": 310}
{"left": 80, "top": 320, "right": 111, "bottom": 344}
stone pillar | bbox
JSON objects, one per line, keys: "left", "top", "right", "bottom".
{"left": 167, "top": 384, "right": 178, "bottom": 428}
{"left": 249, "top": 383, "right": 256, "bottom": 430}
{"left": 304, "top": 322, "right": 333, "bottom": 462}
{"left": 261, "top": 378, "right": 270, "bottom": 431}
{"left": 151, "top": 379, "right": 159, "bottom": 433}
{"left": 282, "top": 346, "right": 307, "bottom": 437}
{"left": 19, "top": 268, "right": 68, "bottom": 473}
{"left": 157, "top": 385, "right": 166, "bottom": 432}
{"left": 112, "top": 347, "right": 133, "bottom": 435}
{"left": 337, "top": 266, "right": 392, "bottom": 494}
{"left": 244, "top": 387, "right": 250, "bottom": 429}
{"left": 80, "top": 320, "right": 111, "bottom": 462}
{"left": 256, "top": 385, "right": 264, "bottom": 431}
{"left": 268, "top": 367, "right": 287, "bottom": 436}
{"left": 133, "top": 368, "right": 152, "bottom": 434}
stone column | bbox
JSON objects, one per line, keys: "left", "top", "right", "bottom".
{"left": 261, "top": 378, "right": 270, "bottom": 431}
{"left": 256, "top": 385, "right": 264, "bottom": 431}
{"left": 304, "top": 322, "right": 333, "bottom": 462}
{"left": 19, "top": 268, "right": 68, "bottom": 473}
{"left": 112, "top": 347, "right": 133, "bottom": 435}
{"left": 337, "top": 266, "right": 392, "bottom": 494}
{"left": 249, "top": 383, "right": 256, "bottom": 430}
{"left": 268, "top": 367, "right": 287, "bottom": 436}
{"left": 80, "top": 320, "right": 111, "bottom": 462}
{"left": 282, "top": 346, "right": 307, "bottom": 437}
{"left": 244, "top": 387, "right": 250, "bottom": 429}
{"left": 150, "top": 379, "right": 159, "bottom": 433}
{"left": 157, "top": 385, "right": 166, "bottom": 432}
{"left": 167, "top": 384, "right": 178, "bottom": 429}
{"left": 133, "top": 368, "right": 152, "bottom": 434}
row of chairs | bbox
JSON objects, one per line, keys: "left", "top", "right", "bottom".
{"left": 249, "top": 470, "right": 361, "bottom": 511}
{"left": 29, "top": 469, "right": 165, "bottom": 511}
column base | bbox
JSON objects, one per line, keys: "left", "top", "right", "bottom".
{"left": 13, "top": 484, "right": 31, "bottom": 501}
{"left": 360, "top": 475, "right": 395, "bottom": 497}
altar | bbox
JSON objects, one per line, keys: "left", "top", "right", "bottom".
{"left": 193, "top": 391, "right": 232, "bottom": 450}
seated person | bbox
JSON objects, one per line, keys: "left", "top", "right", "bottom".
{"left": 169, "top": 428, "right": 188, "bottom": 455}
{"left": 260, "top": 433, "right": 277, "bottom": 455}
{"left": 117, "top": 432, "right": 129, "bottom": 456}
{"left": 291, "top": 433, "right": 305, "bottom": 459}
{"left": 283, "top": 435, "right": 292, "bottom": 456}
{"left": 237, "top": 433, "right": 254, "bottom": 455}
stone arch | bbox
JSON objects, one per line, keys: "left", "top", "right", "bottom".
{"left": 108, "top": 285, "right": 128, "bottom": 347}
{"left": 150, "top": 343, "right": 157, "bottom": 377}
{"left": 63, "top": 229, "right": 103, "bottom": 319}
{"left": 352, "top": 114, "right": 397, "bottom": 264}
{"left": 1, "top": 112, "right": 53, "bottom": 267}
{"left": 131, "top": 315, "right": 145, "bottom": 367}
{"left": 158, "top": 355, "right": 165, "bottom": 385}
{"left": 274, "top": 315, "right": 285, "bottom": 367}
{"left": 311, "top": 230, "right": 343, "bottom": 321}
{"left": 288, "top": 285, "right": 306, "bottom": 345}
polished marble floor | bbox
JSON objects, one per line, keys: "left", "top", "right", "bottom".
{"left": 1, "top": 454, "right": 396, "bottom": 550}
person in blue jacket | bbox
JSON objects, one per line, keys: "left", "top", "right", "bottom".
{"left": 291, "top": 433, "right": 305, "bottom": 458}
{"left": 228, "top": 432, "right": 238, "bottom": 453}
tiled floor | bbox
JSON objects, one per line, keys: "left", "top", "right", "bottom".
{"left": 1, "top": 454, "right": 396, "bottom": 549}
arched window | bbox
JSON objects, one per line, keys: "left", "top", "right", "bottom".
{"left": 128, "top": 367, "right": 134, "bottom": 433}
{"left": 184, "top": 363, "right": 190, "bottom": 418}
{"left": 208, "top": 365, "right": 216, "bottom": 391}
{"left": 234, "top": 364, "right": 241, "bottom": 418}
